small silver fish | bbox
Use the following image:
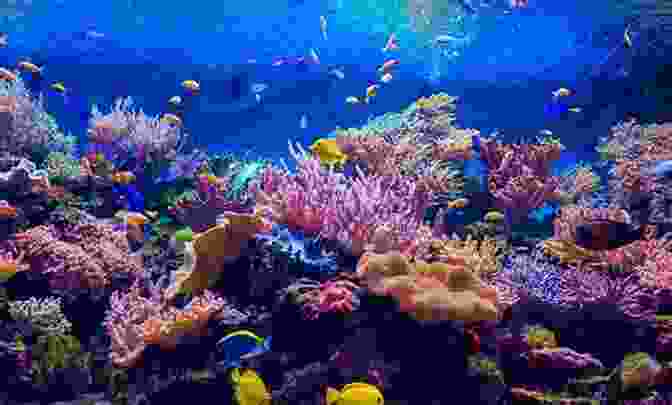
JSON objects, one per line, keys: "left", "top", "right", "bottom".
{"left": 329, "top": 68, "right": 345, "bottom": 80}
{"left": 300, "top": 114, "right": 308, "bottom": 129}
{"left": 251, "top": 82, "right": 268, "bottom": 94}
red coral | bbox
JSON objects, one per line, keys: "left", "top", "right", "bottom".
{"left": 301, "top": 276, "right": 360, "bottom": 320}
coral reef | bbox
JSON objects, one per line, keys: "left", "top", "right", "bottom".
{"left": 0, "top": 85, "right": 667, "bottom": 405}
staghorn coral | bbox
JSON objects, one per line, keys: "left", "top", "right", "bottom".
{"left": 494, "top": 249, "right": 568, "bottom": 309}
{"left": 141, "top": 290, "right": 225, "bottom": 350}
{"left": 557, "top": 271, "right": 657, "bottom": 321}
{"left": 104, "top": 279, "right": 164, "bottom": 368}
{"left": 333, "top": 93, "right": 469, "bottom": 196}
{"left": 253, "top": 143, "right": 432, "bottom": 256}
{"left": 0, "top": 77, "right": 74, "bottom": 159}
{"left": 480, "top": 137, "right": 563, "bottom": 224}
{"left": 88, "top": 97, "right": 185, "bottom": 171}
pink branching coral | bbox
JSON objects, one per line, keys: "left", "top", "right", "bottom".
{"left": 141, "top": 290, "right": 226, "bottom": 350}
{"left": 104, "top": 279, "right": 226, "bottom": 367}
{"left": 552, "top": 205, "right": 630, "bottom": 242}
{"left": 557, "top": 270, "right": 657, "bottom": 321}
{"left": 0, "top": 77, "right": 71, "bottom": 157}
{"left": 88, "top": 97, "right": 184, "bottom": 170}
{"left": 104, "top": 280, "right": 163, "bottom": 368}
{"left": 480, "top": 138, "right": 563, "bottom": 221}
{"left": 253, "top": 144, "right": 432, "bottom": 256}
{"left": 298, "top": 276, "right": 361, "bottom": 320}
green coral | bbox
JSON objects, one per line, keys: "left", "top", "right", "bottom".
{"left": 45, "top": 151, "right": 81, "bottom": 180}
{"left": 526, "top": 325, "right": 558, "bottom": 349}
{"left": 31, "top": 334, "right": 89, "bottom": 387}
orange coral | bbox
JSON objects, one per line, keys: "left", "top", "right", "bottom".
{"left": 164, "top": 212, "right": 270, "bottom": 300}
{"left": 356, "top": 251, "right": 497, "bottom": 323}
{"left": 0, "top": 200, "right": 16, "bottom": 218}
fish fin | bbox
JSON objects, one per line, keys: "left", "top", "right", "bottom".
{"left": 263, "top": 336, "right": 272, "bottom": 351}
{"left": 326, "top": 387, "right": 340, "bottom": 405}
{"left": 230, "top": 367, "right": 241, "bottom": 383}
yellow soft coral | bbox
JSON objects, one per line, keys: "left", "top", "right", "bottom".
{"left": 165, "top": 212, "right": 270, "bottom": 301}
{"left": 430, "top": 236, "right": 501, "bottom": 276}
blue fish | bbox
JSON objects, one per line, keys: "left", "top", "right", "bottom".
{"left": 216, "top": 330, "right": 272, "bottom": 371}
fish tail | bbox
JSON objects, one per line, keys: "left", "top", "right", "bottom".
{"left": 325, "top": 387, "right": 340, "bottom": 405}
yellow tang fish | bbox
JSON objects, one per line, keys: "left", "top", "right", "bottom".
{"left": 230, "top": 368, "right": 272, "bottom": 405}
{"left": 365, "top": 84, "right": 379, "bottom": 103}
{"left": 326, "top": 383, "right": 384, "bottom": 405}
{"left": 484, "top": 211, "right": 505, "bottom": 223}
{"left": 309, "top": 138, "right": 348, "bottom": 167}
{"left": 161, "top": 113, "right": 183, "bottom": 127}
{"left": 182, "top": 79, "right": 200, "bottom": 92}
{"left": 18, "top": 61, "right": 42, "bottom": 74}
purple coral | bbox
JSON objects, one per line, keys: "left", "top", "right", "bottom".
{"left": 526, "top": 347, "right": 605, "bottom": 370}
{"left": 0, "top": 77, "right": 69, "bottom": 157}
{"left": 557, "top": 271, "right": 657, "bottom": 321}
{"left": 88, "top": 97, "right": 185, "bottom": 171}
{"left": 253, "top": 143, "right": 432, "bottom": 255}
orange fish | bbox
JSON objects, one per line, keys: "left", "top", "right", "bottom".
{"left": 377, "top": 59, "right": 400, "bottom": 73}
{"left": 111, "top": 171, "right": 136, "bottom": 184}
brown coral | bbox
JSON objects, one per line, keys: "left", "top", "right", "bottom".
{"left": 356, "top": 251, "right": 497, "bottom": 323}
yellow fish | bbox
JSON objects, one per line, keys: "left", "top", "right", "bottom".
{"left": 18, "top": 61, "right": 42, "bottom": 74}
{"left": 447, "top": 198, "right": 469, "bottom": 209}
{"left": 162, "top": 113, "right": 183, "bottom": 127}
{"left": 309, "top": 138, "right": 348, "bottom": 167}
{"left": 182, "top": 79, "right": 200, "bottom": 93}
{"left": 484, "top": 211, "right": 505, "bottom": 223}
{"left": 365, "top": 84, "right": 379, "bottom": 104}
{"left": 326, "top": 383, "right": 384, "bottom": 405}
{"left": 230, "top": 368, "right": 272, "bottom": 405}
{"left": 111, "top": 171, "right": 136, "bottom": 184}
{"left": 50, "top": 82, "right": 66, "bottom": 93}
{"left": 551, "top": 87, "right": 571, "bottom": 99}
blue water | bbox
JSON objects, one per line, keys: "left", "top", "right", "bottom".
{"left": 0, "top": 0, "right": 661, "bottom": 164}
